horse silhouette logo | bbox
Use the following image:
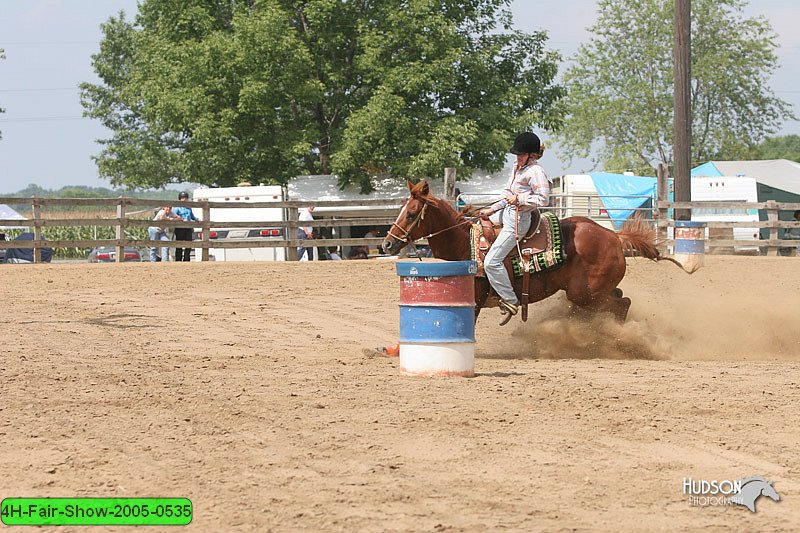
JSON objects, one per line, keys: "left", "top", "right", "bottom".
{"left": 730, "top": 476, "right": 781, "bottom": 512}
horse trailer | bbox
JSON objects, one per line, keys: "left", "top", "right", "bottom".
{"left": 192, "top": 185, "right": 288, "bottom": 261}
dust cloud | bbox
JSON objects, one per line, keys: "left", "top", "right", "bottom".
{"left": 480, "top": 259, "right": 800, "bottom": 362}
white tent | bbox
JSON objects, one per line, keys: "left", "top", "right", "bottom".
{"left": 286, "top": 172, "right": 510, "bottom": 203}
{"left": 0, "top": 204, "right": 28, "bottom": 229}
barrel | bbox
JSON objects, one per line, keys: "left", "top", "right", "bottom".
{"left": 396, "top": 261, "right": 477, "bottom": 377}
{"left": 674, "top": 220, "right": 706, "bottom": 271}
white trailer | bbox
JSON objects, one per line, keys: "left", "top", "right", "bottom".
{"left": 549, "top": 174, "right": 615, "bottom": 229}
{"left": 689, "top": 176, "right": 760, "bottom": 250}
{"left": 192, "top": 185, "right": 288, "bottom": 261}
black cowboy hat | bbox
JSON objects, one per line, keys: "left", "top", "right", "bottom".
{"left": 509, "top": 132, "right": 541, "bottom": 155}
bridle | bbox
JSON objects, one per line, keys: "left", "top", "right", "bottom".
{"left": 387, "top": 196, "right": 429, "bottom": 246}
{"left": 387, "top": 195, "right": 485, "bottom": 248}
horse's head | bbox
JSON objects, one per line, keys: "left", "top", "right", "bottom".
{"left": 382, "top": 180, "right": 435, "bottom": 255}
{"left": 760, "top": 480, "right": 781, "bottom": 502}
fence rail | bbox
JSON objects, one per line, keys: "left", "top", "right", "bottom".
{"left": 3, "top": 196, "right": 800, "bottom": 261}
{"left": 0, "top": 197, "right": 404, "bottom": 262}
{"left": 657, "top": 199, "right": 800, "bottom": 256}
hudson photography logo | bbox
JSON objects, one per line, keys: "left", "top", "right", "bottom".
{"left": 682, "top": 476, "right": 781, "bottom": 512}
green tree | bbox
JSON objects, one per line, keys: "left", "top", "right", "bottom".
{"left": 752, "top": 134, "right": 800, "bottom": 162}
{"left": 81, "top": 0, "right": 565, "bottom": 190}
{"left": 557, "top": 0, "right": 794, "bottom": 173}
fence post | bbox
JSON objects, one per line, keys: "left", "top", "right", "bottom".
{"left": 657, "top": 163, "right": 670, "bottom": 249}
{"left": 115, "top": 199, "right": 126, "bottom": 263}
{"left": 444, "top": 168, "right": 456, "bottom": 204}
{"left": 766, "top": 200, "right": 779, "bottom": 256}
{"left": 32, "top": 198, "right": 42, "bottom": 263}
{"left": 287, "top": 207, "right": 299, "bottom": 261}
{"left": 201, "top": 203, "right": 210, "bottom": 261}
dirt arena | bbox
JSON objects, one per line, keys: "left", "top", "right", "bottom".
{"left": 1, "top": 255, "right": 799, "bottom": 532}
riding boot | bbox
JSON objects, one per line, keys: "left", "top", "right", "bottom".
{"left": 498, "top": 299, "right": 519, "bottom": 326}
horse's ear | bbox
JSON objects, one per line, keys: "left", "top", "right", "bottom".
{"left": 418, "top": 180, "right": 430, "bottom": 196}
{"left": 407, "top": 180, "right": 415, "bottom": 192}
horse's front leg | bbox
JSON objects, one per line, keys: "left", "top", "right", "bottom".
{"left": 473, "top": 278, "right": 491, "bottom": 324}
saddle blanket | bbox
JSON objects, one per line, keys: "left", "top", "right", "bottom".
{"left": 470, "top": 211, "right": 566, "bottom": 278}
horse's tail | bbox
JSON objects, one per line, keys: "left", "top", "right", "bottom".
{"left": 617, "top": 218, "right": 698, "bottom": 274}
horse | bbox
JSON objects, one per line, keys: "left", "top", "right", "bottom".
{"left": 730, "top": 476, "right": 781, "bottom": 512}
{"left": 382, "top": 180, "right": 688, "bottom": 322}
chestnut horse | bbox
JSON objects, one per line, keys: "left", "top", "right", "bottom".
{"left": 382, "top": 180, "right": 686, "bottom": 322}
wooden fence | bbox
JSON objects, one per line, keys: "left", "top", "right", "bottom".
{"left": 657, "top": 200, "right": 800, "bottom": 255}
{"left": 2, "top": 196, "right": 800, "bottom": 262}
{"left": 0, "top": 197, "right": 404, "bottom": 262}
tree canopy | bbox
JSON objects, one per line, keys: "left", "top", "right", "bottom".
{"left": 81, "top": 0, "right": 565, "bottom": 190}
{"left": 557, "top": 0, "right": 795, "bottom": 174}
{"left": 752, "top": 134, "right": 800, "bottom": 162}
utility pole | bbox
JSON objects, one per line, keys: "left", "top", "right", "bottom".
{"left": 673, "top": 0, "right": 692, "bottom": 220}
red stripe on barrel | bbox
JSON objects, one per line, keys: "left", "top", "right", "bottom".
{"left": 399, "top": 276, "right": 474, "bottom": 306}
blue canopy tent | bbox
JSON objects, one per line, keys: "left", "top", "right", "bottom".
{"left": 589, "top": 173, "right": 658, "bottom": 228}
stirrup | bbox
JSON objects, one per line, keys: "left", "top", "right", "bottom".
{"left": 498, "top": 299, "right": 519, "bottom": 326}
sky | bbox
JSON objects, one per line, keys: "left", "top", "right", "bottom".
{"left": 1, "top": 0, "right": 799, "bottom": 194}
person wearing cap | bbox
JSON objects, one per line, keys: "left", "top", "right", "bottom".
{"left": 480, "top": 132, "right": 551, "bottom": 324}
{"left": 173, "top": 191, "right": 200, "bottom": 262}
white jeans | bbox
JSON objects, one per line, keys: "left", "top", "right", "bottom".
{"left": 484, "top": 207, "right": 532, "bottom": 305}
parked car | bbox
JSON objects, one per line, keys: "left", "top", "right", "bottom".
{"left": 87, "top": 246, "right": 143, "bottom": 262}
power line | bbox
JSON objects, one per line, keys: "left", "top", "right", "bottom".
{"left": 0, "top": 40, "right": 97, "bottom": 45}
{"left": 0, "top": 116, "right": 86, "bottom": 123}
{"left": 0, "top": 87, "right": 79, "bottom": 93}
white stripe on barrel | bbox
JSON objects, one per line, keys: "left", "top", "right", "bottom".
{"left": 396, "top": 261, "right": 477, "bottom": 377}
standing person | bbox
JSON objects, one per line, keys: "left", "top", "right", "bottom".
{"left": 148, "top": 205, "right": 180, "bottom": 262}
{"left": 173, "top": 191, "right": 199, "bottom": 262}
{"left": 297, "top": 206, "right": 315, "bottom": 261}
{"left": 480, "top": 132, "right": 551, "bottom": 324}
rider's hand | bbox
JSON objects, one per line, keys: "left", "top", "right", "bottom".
{"left": 507, "top": 194, "right": 519, "bottom": 205}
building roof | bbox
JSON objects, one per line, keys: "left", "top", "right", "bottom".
{"left": 692, "top": 159, "right": 800, "bottom": 195}
{"left": 287, "top": 172, "right": 511, "bottom": 202}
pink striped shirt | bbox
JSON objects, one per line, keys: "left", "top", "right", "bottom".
{"left": 491, "top": 161, "right": 550, "bottom": 213}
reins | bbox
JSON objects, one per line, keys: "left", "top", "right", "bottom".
{"left": 388, "top": 197, "right": 492, "bottom": 249}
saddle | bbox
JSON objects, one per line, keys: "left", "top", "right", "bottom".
{"left": 470, "top": 211, "right": 566, "bottom": 322}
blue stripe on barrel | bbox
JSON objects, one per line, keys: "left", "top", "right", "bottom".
{"left": 674, "top": 221, "right": 706, "bottom": 254}
{"left": 398, "top": 305, "right": 476, "bottom": 343}
{"left": 396, "top": 261, "right": 477, "bottom": 377}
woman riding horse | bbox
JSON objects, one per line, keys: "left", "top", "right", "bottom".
{"left": 382, "top": 173, "right": 689, "bottom": 324}
{"left": 479, "top": 132, "right": 549, "bottom": 324}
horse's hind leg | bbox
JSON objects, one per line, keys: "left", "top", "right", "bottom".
{"left": 609, "top": 293, "right": 631, "bottom": 322}
{"left": 567, "top": 283, "right": 631, "bottom": 322}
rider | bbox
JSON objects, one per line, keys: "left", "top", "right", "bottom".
{"left": 480, "top": 132, "right": 550, "bottom": 323}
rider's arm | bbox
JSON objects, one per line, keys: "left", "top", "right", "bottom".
{"left": 516, "top": 166, "right": 550, "bottom": 208}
